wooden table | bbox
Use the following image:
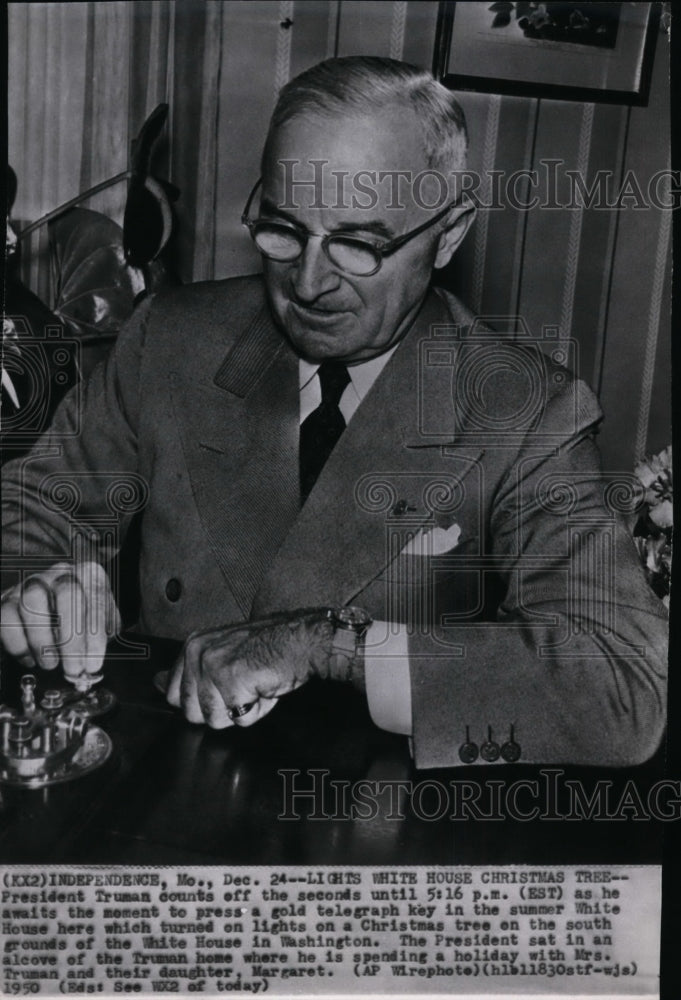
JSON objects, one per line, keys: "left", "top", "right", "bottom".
{"left": 0, "top": 636, "right": 667, "bottom": 866}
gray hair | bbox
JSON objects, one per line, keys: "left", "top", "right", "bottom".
{"left": 265, "top": 56, "right": 468, "bottom": 175}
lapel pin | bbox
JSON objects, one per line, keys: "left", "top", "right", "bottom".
{"left": 391, "top": 499, "right": 417, "bottom": 516}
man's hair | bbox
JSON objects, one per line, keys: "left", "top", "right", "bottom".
{"left": 266, "top": 56, "right": 468, "bottom": 174}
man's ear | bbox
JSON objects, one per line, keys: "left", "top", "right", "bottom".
{"left": 434, "top": 196, "right": 476, "bottom": 269}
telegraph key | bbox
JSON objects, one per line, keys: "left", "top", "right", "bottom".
{"left": 0, "top": 674, "right": 113, "bottom": 788}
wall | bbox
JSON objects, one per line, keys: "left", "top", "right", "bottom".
{"left": 8, "top": 0, "right": 671, "bottom": 471}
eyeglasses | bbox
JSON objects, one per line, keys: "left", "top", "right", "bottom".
{"left": 241, "top": 178, "right": 461, "bottom": 277}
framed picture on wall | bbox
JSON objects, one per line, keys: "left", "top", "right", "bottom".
{"left": 434, "top": 1, "right": 661, "bottom": 104}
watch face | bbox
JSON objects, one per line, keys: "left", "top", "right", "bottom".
{"left": 337, "top": 606, "right": 372, "bottom": 628}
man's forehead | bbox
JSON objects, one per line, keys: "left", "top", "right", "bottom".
{"left": 263, "top": 106, "right": 428, "bottom": 178}
{"left": 260, "top": 108, "right": 445, "bottom": 219}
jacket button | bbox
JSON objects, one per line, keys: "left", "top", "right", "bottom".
{"left": 165, "top": 578, "right": 182, "bottom": 602}
{"left": 501, "top": 739, "right": 521, "bottom": 763}
{"left": 480, "top": 727, "right": 500, "bottom": 762}
{"left": 480, "top": 740, "right": 500, "bottom": 762}
{"left": 501, "top": 726, "right": 521, "bottom": 762}
{"left": 459, "top": 741, "right": 478, "bottom": 764}
{"left": 458, "top": 727, "right": 478, "bottom": 764}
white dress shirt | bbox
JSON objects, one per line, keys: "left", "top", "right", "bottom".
{"left": 299, "top": 351, "right": 412, "bottom": 735}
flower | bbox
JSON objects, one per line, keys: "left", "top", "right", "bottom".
{"left": 635, "top": 446, "right": 672, "bottom": 530}
{"left": 633, "top": 446, "right": 672, "bottom": 603}
{"left": 6, "top": 218, "right": 18, "bottom": 258}
{"left": 2, "top": 315, "right": 22, "bottom": 412}
{"left": 650, "top": 500, "right": 673, "bottom": 531}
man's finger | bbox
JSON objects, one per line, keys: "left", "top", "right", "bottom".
{"left": 180, "top": 664, "right": 205, "bottom": 724}
{"left": 193, "top": 643, "right": 235, "bottom": 727}
{"left": 196, "top": 673, "right": 235, "bottom": 729}
{"left": 106, "top": 588, "right": 122, "bottom": 637}
{"left": 167, "top": 627, "right": 220, "bottom": 707}
{"left": 208, "top": 660, "right": 288, "bottom": 726}
{"left": 79, "top": 561, "right": 118, "bottom": 639}
{"left": 0, "top": 596, "right": 35, "bottom": 666}
{"left": 165, "top": 654, "right": 184, "bottom": 707}
{"left": 81, "top": 570, "right": 113, "bottom": 669}
{"left": 17, "top": 579, "right": 59, "bottom": 670}
{"left": 167, "top": 632, "right": 204, "bottom": 708}
{"left": 172, "top": 635, "right": 206, "bottom": 724}
{"left": 53, "top": 573, "right": 90, "bottom": 679}
{"left": 231, "top": 696, "right": 278, "bottom": 728}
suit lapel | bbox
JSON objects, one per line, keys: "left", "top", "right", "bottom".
{"left": 253, "top": 290, "right": 483, "bottom": 615}
{"left": 169, "top": 306, "right": 301, "bottom": 617}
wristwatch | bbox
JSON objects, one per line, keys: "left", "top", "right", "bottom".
{"left": 325, "top": 606, "right": 373, "bottom": 680}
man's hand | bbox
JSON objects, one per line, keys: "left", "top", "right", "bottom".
{"left": 166, "top": 609, "right": 342, "bottom": 728}
{"left": 0, "top": 561, "right": 120, "bottom": 681}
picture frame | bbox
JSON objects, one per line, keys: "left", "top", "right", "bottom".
{"left": 434, "top": 1, "right": 661, "bottom": 105}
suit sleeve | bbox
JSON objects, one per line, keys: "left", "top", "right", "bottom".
{"left": 408, "top": 377, "right": 668, "bottom": 769}
{"left": 1, "top": 297, "right": 153, "bottom": 590}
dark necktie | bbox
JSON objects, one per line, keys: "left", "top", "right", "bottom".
{"left": 299, "top": 360, "right": 351, "bottom": 503}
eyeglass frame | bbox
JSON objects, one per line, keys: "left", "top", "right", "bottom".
{"left": 241, "top": 177, "right": 464, "bottom": 277}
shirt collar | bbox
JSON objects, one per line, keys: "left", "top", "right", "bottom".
{"left": 298, "top": 344, "right": 399, "bottom": 403}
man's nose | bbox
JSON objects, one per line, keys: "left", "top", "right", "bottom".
{"left": 290, "top": 236, "right": 341, "bottom": 302}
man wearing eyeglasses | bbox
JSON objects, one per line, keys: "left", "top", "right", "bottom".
{"left": 1, "top": 57, "right": 667, "bottom": 768}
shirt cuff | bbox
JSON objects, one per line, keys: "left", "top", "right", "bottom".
{"left": 363, "top": 620, "right": 412, "bottom": 735}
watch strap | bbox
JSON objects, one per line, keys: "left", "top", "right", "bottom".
{"left": 326, "top": 607, "right": 371, "bottom": 685}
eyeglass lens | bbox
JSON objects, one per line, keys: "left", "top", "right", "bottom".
{"left": 252, "top": 222, "right": 380, "bottom": 276}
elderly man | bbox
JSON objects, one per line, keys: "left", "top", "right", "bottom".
{"left": 1, "top": 57, "right": 667, "bottom": 769}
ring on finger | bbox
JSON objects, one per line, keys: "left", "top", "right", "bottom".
{"left": 227, "top": 702, "right": 255, "bottom": 720}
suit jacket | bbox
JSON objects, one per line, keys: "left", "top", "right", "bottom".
{"left": 2, "top": 275, "right": 667, "bottom": 769}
